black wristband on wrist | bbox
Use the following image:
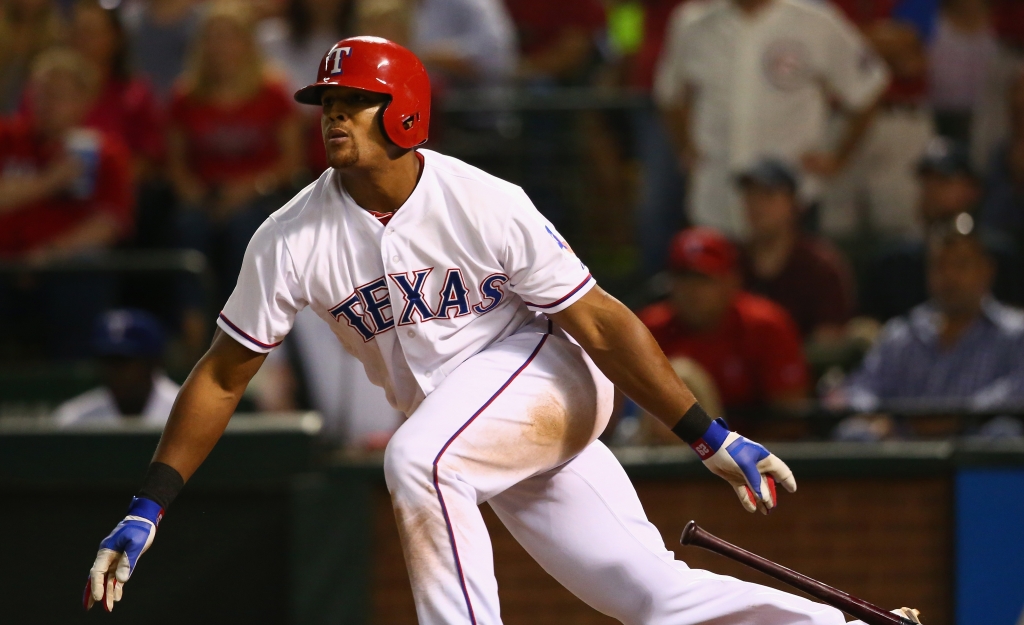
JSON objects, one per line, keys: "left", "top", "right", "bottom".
{"left": 137, "top": 462, "right": 185, "bottom": 510}
{"left": 670, "top": 403, "right": 714, "bottom": 444}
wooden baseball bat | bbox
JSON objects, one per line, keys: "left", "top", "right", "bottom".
{"left": 680, "top": 521, "right": 916, "bottom": 625}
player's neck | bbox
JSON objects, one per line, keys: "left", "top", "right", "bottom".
{"left": 338, "top": 150, "right": 422, "bottom": 214}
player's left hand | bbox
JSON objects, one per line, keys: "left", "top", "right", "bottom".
{"left": 691, "top": 419, "right": 797, "bottom": 514}
{"left": 83, "top": 496, "right": 163, "bottom": 612}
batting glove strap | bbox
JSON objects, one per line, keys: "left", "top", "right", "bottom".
{"left": 689, "top": 418, "right": 730, "bottom": 460}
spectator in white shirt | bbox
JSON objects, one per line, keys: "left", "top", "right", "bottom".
{"left": 654, "top": 0, "right": 889, "bottom": 237}
{"left": 54, "top": 309, "right": 179, "bottom": 427}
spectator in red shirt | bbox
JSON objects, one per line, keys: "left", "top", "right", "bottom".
{"left": 67, "top": 0, "right": 166, "bottom": 176}
{"left": 0, "top": 48, "right": 133, "bottom": 359}
{"left": 169, "top": 1, "right": 303, "bottom": 353}
{"left": 737, "top": 158, "right": 856, "bottom": 342}
{"left": 638, "top": 227, "right": 809, "bottom": 430}
{"left": 0, "top": 48, "right": 133, "bottom": 260}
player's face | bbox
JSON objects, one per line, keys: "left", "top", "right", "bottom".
{"left": 321, "top": 86, "right": 392, "bottom": 169}
{"left": 927, "top": 238, "right": 993, "bottom": 317}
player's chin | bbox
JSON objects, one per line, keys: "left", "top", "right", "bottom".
{"left": 326, "top": 145, "right": 359, "bottom": 170}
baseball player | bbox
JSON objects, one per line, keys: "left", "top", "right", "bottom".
{"left": 85, "top": 37, "right": 844, "bottom": 625}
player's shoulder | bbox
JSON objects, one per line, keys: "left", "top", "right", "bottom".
{"left": 421, "top": 149, "right": 529, "bottom": 206}
{"left": 247, "top": 172, "right": 336, "bottom": 253}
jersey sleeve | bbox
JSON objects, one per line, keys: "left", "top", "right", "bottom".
{"left": 819, "top": 6, "right": 890, "bottom": 110}
{"left": 501, "top": 191, "right": 594, "bottom": 314}
{"left": 217, "top": 217, "right": 306, "bottom": 352}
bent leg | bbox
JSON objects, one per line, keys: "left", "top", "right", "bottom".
{"left": 384, "top": 329, "right": 613, "bottom": 625}
{"left": 489, "top": 441, "right": 846, "bottom": 625}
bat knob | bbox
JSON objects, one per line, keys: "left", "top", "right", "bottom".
{"left": 680, "top": 520, "right": 699, "bottom": 546}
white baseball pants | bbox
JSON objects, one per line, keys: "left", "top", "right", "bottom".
{"left": 384, "top": 324, "right": 846, "bottom": 625}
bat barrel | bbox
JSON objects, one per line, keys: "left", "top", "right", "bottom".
{"left": 680, "top": 521, "right": 912, "bottom": 625}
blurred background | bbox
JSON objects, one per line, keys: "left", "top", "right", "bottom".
{"left": 0, "top": 0, "right": 1023, "bottom": 623}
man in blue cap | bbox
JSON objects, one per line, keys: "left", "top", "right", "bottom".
{"left": 54, "top": 309, "right": 180, "bottom": 426}
{"left": 736, "top": 157, "right": 856, "bottom": 345}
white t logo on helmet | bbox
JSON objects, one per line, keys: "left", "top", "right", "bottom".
{"left": 329, "top": 46, "right": 352, "bottom": 75}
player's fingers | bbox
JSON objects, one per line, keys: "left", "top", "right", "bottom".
{"left": 82, "top": 578, "right": 95, "bottom": 611}
{"left": 735, "top": 483, "right": 758, "bottom": 512}
{"left": 113, "top": 579, "right": 123, "bottom": 603}
{"left": 104, "top": 574, "right": 116, "bottom": 612}
{"left": 757, "top": 475, "right": 777, "bottom": 511}
{"left": 760, "top": 455, "right": 797, "bottom": 493}
{"left": 90, "top": 568, "right": 107, "bottom": 603}
{"left": 115, "top": 552, "right": 132, "bottom": 584}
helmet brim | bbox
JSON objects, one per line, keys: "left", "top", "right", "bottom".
{"left": 294, "top": 82, "right": 391, "bottom": 106}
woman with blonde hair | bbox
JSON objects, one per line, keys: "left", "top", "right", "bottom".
{"left": 169, "top": 1, "right": 303, "bottom": 354}
{"left": 0, "top": 0, "right": 64, "bottom": 113}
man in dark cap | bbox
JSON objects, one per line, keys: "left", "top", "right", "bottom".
{"left": 737, "top": 157, "right": 856, "bottom": 344}
{"left": 864, "top": 138, "right": 1024, "bottom": 320}
{"left": 54, "top": 309, "right": 179, "bottom": 426}
{"left": 638, "top": 227, "right": 808, "bottom": 430}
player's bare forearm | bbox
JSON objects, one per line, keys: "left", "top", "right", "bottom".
{"left": 151, "top": 330, "right": 267, "bottom": 482}
{"left": 550, "top": 287, "right": 696, "bottom": 429}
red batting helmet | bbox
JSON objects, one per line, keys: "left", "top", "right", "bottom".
{"left": 294, "top": 36, "right": 430, "bottom": 149}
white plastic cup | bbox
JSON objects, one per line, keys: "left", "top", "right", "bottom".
{"left": 65, "top": 129, "right": 102, "bottom": 200}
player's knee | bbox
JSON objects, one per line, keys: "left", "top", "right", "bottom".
{"left": 383, "top": 428, "right": 434, "bottom": 495}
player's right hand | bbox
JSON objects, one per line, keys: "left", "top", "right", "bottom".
{"left": 690, "top": 419, "right": 797, "bottom": 514}
{"left": 83, "top": 496, "right": 163, "bottom": 612}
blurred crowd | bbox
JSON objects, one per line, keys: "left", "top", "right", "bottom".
{"left": 0, "top": 0, "right": 1022, "bottom": 446}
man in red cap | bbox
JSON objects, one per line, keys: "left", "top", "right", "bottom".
{"left": 639, "top": 227, "right": 809, "bottom": 429}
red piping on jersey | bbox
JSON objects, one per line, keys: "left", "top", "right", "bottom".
{"left": 522, "top": 274, "right": 593, "bottom": 309}
{"left": 431, "top": 330, "right": 551, "bottom": 625}
{"left": 218, "top": 312, "right": 282, "bottom": 350}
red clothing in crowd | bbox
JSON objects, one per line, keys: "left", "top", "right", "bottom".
{"left": 740, "top": 236, "right": 855, "bottom": 338}
{"left": 85, "top": 77, "right": 167, "bottom": 165}
{"left": 169, "top": 79, "right": 295, "bottom": 186}
{"left": 638, "top": 294, "right": 808, "bottom": 412}
{"left": 0, "top": 117, "right": 133, "bottom": 257}
{"left": 504, "top": 0, "right": 606, "bottom": 57}
{"left": 626, "top": 0, "right": 686, "bottom": 91}
{"left": 20, "top": 77, "right": 166, "bottom": 164}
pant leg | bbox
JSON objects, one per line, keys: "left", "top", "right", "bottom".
{"left": 383, "top": 328, "right": 614, "bottom": 625}
{"left": 489, "top": 441, "right": 847, "bottom": 625}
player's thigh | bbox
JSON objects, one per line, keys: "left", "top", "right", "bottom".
{"left": 384, "top": 330, "right": 613, "bottom": 502}
{"left": 489, "top": 442, "right": 845, "bottom": 625}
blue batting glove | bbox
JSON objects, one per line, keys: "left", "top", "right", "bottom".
{"left": 691, "top": 419, "right": 797, "bottom": 514}
{"left": 84, "top": 496, "right": 163, "bottom": 612}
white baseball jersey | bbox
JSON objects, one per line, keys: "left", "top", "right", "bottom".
{"left": 218, "top": 147, "right": 849, "bottom": 625}
{"left": 216, "top": 149, "right": 594, "bottom": 416}
{"left": 654, "top": 0, "right": 889, "bottom": 236}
